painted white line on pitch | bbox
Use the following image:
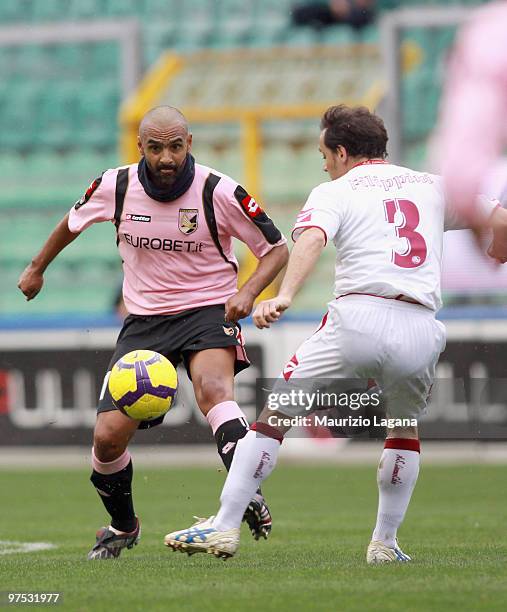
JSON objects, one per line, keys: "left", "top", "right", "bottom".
{"left": 0, "top": 541, "right": 57, "bottom": 555}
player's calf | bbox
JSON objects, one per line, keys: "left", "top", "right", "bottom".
{"left": 369, "top": 432, "right": 420, "bottom": 563}
{"left": 205, "top": 400, "right": 274, "bottom": 539}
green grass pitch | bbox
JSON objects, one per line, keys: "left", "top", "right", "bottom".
{"left": 1, "top": 464, "right": 506, "bottom": 611}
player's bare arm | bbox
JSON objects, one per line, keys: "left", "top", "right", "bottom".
{"left": 225, "top": 243, "right": 289, "bottom": 322}
{"left": 487, "top": 206, "right": 507, "bottom": 263}
{"left": 18, "top": 213, "right": 80, "bottom": 300}
{"left": 253, "top": 227, "right": 325, "bottom": 329}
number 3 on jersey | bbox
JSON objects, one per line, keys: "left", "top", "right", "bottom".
{"left": 383, "top": 198, "right": 427, "bottom": 269}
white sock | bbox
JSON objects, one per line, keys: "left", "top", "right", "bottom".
{"left": 371, "top": 442, "right": 420, "bottom": 548}
{"left": 213, "top": 429, "right": 281, "bottom": 531}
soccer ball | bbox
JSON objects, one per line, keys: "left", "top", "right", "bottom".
{"left": 108, "top": 350, "right": 178, "bottom": 421}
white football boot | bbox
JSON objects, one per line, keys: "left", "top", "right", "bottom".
{"left": 366, "top": 539, "right": 412, "bottom": 564}
{"left": 164, "top": 516, "right": 239, "bottom": 559}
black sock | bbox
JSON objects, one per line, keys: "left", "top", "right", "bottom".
{"left": 214, "top": 419, "right": 262, "bottom": 498}
{"left": 214, "top": 418, "right": 249, "bottom": 471}
{"left": 90, "top": 460, "right": 137, "bottom": 532}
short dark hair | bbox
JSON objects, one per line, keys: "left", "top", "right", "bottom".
{"left": 320, "top": 105, "right": 388, "bottom": 159}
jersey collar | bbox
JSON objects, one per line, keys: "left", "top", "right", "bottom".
{"left": 137, "top": 154, "right": 196, "bottom": 203}
{"left": 351, "top": 159, "right": 389, "bottom": 169}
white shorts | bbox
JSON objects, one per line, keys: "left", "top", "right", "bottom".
{"left": 272, "top": 295, "right": 446, "bottom": 420}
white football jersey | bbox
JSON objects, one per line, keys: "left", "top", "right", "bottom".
{"left": 292, "top": 161, "right": 496, "bottom": 312}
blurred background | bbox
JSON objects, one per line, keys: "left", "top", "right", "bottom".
{"left": 1, "top": 0, "right": 507, "bottom": 450}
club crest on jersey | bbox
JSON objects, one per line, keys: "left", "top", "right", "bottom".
{"left": 178, "top": 209, "right": 198, "bottom": 235}
{"left": 222, "top": 325, "right": 238, "bottom": 337}
{"left": 74, "top": 174, "right": 103, "bottom": 210}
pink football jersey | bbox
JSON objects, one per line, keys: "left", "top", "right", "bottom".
{"left": 68, "top": 163, "right": 286, "bottom": 315}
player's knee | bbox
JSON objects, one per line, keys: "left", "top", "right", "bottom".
{"left": 93, "top": 425, "right": 129, "bottom": 463}
{"left": 194, "top": 377, "right": 233, "bottom": 412}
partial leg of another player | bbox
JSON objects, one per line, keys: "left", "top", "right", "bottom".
{"left": 187, "top": 347, "right": 272, "bottom": 541}
{"left": 366, "top": 424, "right": 419, "bottom": 564}
{"left": 88, "top": 410, "right": 141, "bottom": 560}
{"left": 164, "top": 408, "right": 288, "bottom": 558}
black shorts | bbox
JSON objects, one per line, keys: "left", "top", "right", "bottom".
{"left": 97, "top": 304, "right": 249, "bottom": 429}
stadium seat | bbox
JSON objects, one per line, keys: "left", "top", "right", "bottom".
{"left": 75, "top": 84, "right": 120, "bottom": 149}
{"left": 0, "top": 0, "right": 28, "bottom": 22}
{"left": 68, "top": 0, "right": 104, "bottom": 19}
{"left": 0, "top": 83, "right": 42, "bottom": 151}
{"left": 53, "top": 43, "right": 88, "bottom": 78}
{"left": 34, "top": 84, "right": 77, "bottom": 150}
{"left": 103, "top": 0, "right": 141, "bottom": 16}
{"left": 212, "top": 0, "right": 255, "bottom": 47}
{"left": 143, "top": 0, "right": 179, "bottom": 17}
{"left": 30, "top": 0, "right": 66, "bottom": 21}
{"left": 89, "top": 42, "right": 120, "bottom": 76}
{"left": 143, "top": 23, "right": 179, "bottom": 67}
{"left": 358, "top": 24, "right": 379, "bottom": 44}
{"left": 285, "top": 27, "right": 321, "bottom": 47}
{"left": 320, "top": 25, "right": 358, "bottom": 46}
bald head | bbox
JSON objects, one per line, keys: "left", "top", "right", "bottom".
{"left": 137, "top": 106, "right": 193, "bottom": 188}
{"left": 139, "top": 106, "right": 188, "bottom": 139}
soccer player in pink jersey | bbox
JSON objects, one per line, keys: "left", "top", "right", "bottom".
{"left": 439, "top": 1, "right": 507, "bottom": 230}
{"left": 18, "top": 106, "right": 288, "bottom": 559}
{"left": 165, "top": 105, "right": 507, "bottom": 563}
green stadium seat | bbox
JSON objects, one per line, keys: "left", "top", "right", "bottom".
{"left": 64, "top": 237, "right": 117, "bottom": 267}
{"left": 0, "top": 154, "right": 24, "bottom": 189}
{"left": 0, "top": 0, "right": 28, "bottom": 22}
{"left": 66, "top": 150, "right": 119, "bottom": 182}
{"left": 285, "top": 27, "right": 321, "bottom": 47}
{"left": 75, "top": 83, "right": 120, "bottom": 149}
{"left": 206, "top": 148, "right": 243, "bottom": 183}
{"left": 320, "top": 25, "right": 358, "bottom": 46}
{"left": 214, "top": 0, "right": 255, "bottom": 46}
{"left": 143, "top": 0, "right": 182, "bottom": 23}
{"left": 248, "top": 24, "right": 288, "bottom": 48}
{"left": 358, "top": 24, "right": 379, "bottom": 44}
{"left": 173, "top": 4, "right": 216, "bottom": 51}
{"left": 34, "top": 84, "right": 77, "bottom": 150}
{"left": 68, "top": 0, "right": 104, "bottom": 19}
{"left": 252, "top": 0, "right": 291, "bottom": 44}
{"left": 52, "top": 43, "right": 87, "bottom": 78}
{"left": 25, "top": 152, "right": 64, "bottom": 180}
{"left": 405, "top": 141, "right": 428, "bottom": 171}
{"left": 103, "top": 0, "right": 140, "bottom": 16}
{"left": 0, "top": 83, "right": 43, "bottom": 151}
{"left": 12, "top": 45, "right": 55, "bottom": 81}
{"left": 143, "top": 23, "right": 179, "bottom": 58}
{"left": 377, "top": 0, "right": 401, "bottom": 9}
{"left": 0, "top": 46, "right": 17, "bottom": 78}
{"left": 30, "top": 0, "right": 69, "bottom": 21}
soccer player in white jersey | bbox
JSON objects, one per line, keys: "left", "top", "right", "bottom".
{"left": 164, "top": 104, "right": 507, "bottom": 563}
